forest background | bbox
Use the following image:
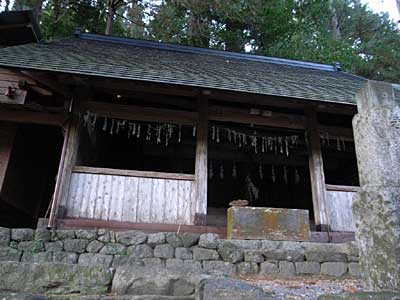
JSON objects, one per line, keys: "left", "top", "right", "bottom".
{"left": 2, "top": 0, "right": 400, "bottom": 83}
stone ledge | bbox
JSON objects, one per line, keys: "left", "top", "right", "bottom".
{"left": 318, "top": 292, "right": 400, "bottom": 300}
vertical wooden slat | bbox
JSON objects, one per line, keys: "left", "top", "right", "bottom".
{"left": 81, "top": 174, "right": 92, "bottom": 218}
{"left": 121, "top": 176, "right": 132, "bottom": 222}
{"left": 67, "top": 173, "right": 78, "bottom": 217}
{"left": 109, "top": 176, "right": 119, "bottom": 221}
{"left": 151, "top": 178, "right": 165, "bottom": 223}
{"left": 194, "top": 97, "right": 208, "bottom": 225}
{"left": 177, "top": 180, "right": 191, "bottom": 225}
{"left": 93, "top": 174, "right": 104, "bottom": 219}
{"left": 306, "top": 106, "right": 328, "bottom": 229}
{"left": 165, "top": 179, "right": 178, "bottom": 224}
{"left": 117, "top": 176, "right": 125, "bottom": 221}
{"left": 88, "top": 174, "right": 99, "bottom": 219}
{"left": 189, "top": 182, "right": 196, "bottom": 225}
{"left": 103, "top": 174, "right": 112, "bottom": 221}
{"left": 137, "top": 177, "right": 152, "bottom": 223}
{"left": 184, "top": 181, "right": 193, "bottom": 225}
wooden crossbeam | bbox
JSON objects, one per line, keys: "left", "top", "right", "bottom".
{"left": 0, "top": 109, "right": 68, "bottom": 127}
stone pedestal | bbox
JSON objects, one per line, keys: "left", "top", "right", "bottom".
{"left": 226, "top": 207, "right": 310, "bottom": 241}
{"left": 352, "top": 81, "right": 400, "bottom": 291}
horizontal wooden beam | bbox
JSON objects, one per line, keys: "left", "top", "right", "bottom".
{"left": 56, "top": 218, "right": 227, "bottom": 237}
{"left": 325, "top": 184, "right": 360, "bottom": 193}
{"left": 209, "top": 105, "right": 305, "bottom": 130}
{"left": 319, "top": 125, "right": 354, "bottom": 141}
{"left": 83, "top": 101, "right": 197, "bottom": 125}
{"left": 73, "top": 74, "right": 356, "bottom": 116}
{"left": 73, "top": 166, "right": 196, "bottom": 181}
{"left": 0, "top": 109, "right": 68, "bottom": 127}
{"left": 82, "top": 101, "right": 354, "bottom": 141}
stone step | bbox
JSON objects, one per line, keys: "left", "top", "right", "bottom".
{"left": 0, "top": 293, "right": 194, "bottom": 300}
{"left": 0, "top": 262, "right": 113, "bottom": 295}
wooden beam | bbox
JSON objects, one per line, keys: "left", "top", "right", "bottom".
{"left": 73, "top": 166, "right": 195, "bottom": 181}
{"left": 21, "top": 71, "right": 71, "bottom": 97}
{"left": 56, "top": 217, "right": 227, "bottom": 236}
{"left": 0, "top": 109, "right": 67, "bottom": 127}
{"left": 0, "top": 123, "right": 16, "bottom": 194}
{"left": 194, "top": 97, "right": 208, "bottom": 225}
{"left": 76, "top": 74, "right": 356, "bottom": 115}
{"left": 48, "top": 108, "right": 80, "bottom": 227}
{"left": 83, "top": 101, "right": 197, "bottom": 125}
{"left": 319, "top": 125, "right": 354, "bottom": 141}
{"left": 325, "top": 184, "right": 360, "bottom": 193}
{"left": 84, "top": 101, "right": 355, "bottom": 142}
{"left": 209, "top": 104, "right": 305, "bottom": 130}
{"left": 306, "top": 106, "right": 329, "bottom": 229}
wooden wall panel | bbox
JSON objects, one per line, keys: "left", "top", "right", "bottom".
{"left": 66, "top": 172, "right": 195, "bottom": 225}
{"left": 326, "top": 190, "right": 356, "bottom": 232}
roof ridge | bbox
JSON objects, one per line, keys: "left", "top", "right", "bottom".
{"left": 76, "top": 31, "right": 338, "bottom": 72}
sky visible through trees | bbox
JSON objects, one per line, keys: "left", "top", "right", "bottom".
{"left": 1, "top": 0, "right": 400, "bottom": 83}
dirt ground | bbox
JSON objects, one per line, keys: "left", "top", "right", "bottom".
{"left": 245, "top": 276, "right": 363, "bottom": 300}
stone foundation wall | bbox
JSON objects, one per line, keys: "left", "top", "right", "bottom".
{"left": 0, "top": 227, "right": 361, "bottom": 278}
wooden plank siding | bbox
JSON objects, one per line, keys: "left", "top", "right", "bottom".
{"left": 64, "top": 172, "right": 196, "bottom": 225}
{"left": 326, "top": 186, "right": 358, "bottom": 232}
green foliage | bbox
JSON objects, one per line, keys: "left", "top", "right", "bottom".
{"left": 5, "top": 0, "right": 400, "bottom": 82}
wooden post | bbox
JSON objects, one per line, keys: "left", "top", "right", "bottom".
{"left": 194, "top": 97, "right": 208, "bottom": 225}
{"left": 48, "top": 114, "right": 81, "bottom": 228}
{"left": 305, "top": 106, "right": 328, "bottom": 230}
{"left": 0, "top": 123, "right": 16, "bottom": 193}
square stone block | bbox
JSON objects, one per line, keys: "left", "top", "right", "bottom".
{"left": 227, "top": 207, "right": 310, "bottom": 241}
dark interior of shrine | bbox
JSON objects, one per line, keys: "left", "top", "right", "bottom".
{"left": 0, "top": 124, "right": 63, "bottom": 228}
{"left": 77, "top": 117, "right": 197, "bottom": 174}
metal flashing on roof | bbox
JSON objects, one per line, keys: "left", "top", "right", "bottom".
{"left": 77, "top": 32, "right": 337, "bottom": 72}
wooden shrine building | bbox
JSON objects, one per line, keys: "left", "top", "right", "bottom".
{"left": 1, "top": 26, "right": 398, "bottom": 240}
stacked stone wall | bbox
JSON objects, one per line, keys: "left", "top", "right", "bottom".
{"left": 0, "top": 227, "right": 360, "bottom": 278}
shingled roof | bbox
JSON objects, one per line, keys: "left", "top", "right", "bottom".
{"left": 0, "top": 31, "right": 396, "bottom": 105}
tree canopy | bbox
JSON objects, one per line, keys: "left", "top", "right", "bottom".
{"left": 2, "top": 0, "right": 400, "bottom": 83}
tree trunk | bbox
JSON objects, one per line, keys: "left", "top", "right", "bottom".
{"left": 4, "top": 0, "right": 10, "bottom": 11}
{"left": 397, "top": 0, "right": 400, "bottom": 18}
{"left": 329, "top": 0, "right": 341, "bottom": 40}
{"left": 105, "top": 4, "right": 115, "bottom": 35}
{"left": 35, "top": 0, "right": 44, "bottom": 25}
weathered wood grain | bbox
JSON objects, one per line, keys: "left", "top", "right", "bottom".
{"left": 73, "top": 166, "right": 195, "bottom": 181}
{"left": 194, "top": 97, "right": 208, "bottom": 225}
{"left": 326, "top": 189, "right": 356, "bottom": 232}
{"left": 306, "top": 106, "right": 328, "bottom": 228}
{"left": 65, "top": 172, "right": 195, "bottom": 225}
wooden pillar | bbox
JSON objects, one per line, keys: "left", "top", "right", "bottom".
{"left": 48, "top": 105, "right": 80, "bottom": 227}
{"left": 305, "top": 106, "right": 328, "bottom": 229}
{"left": 0, "top": 123, "right": 16, "bottom": 193}
{"left": 194, "top": 97, "right": 208, "bottom": 225}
